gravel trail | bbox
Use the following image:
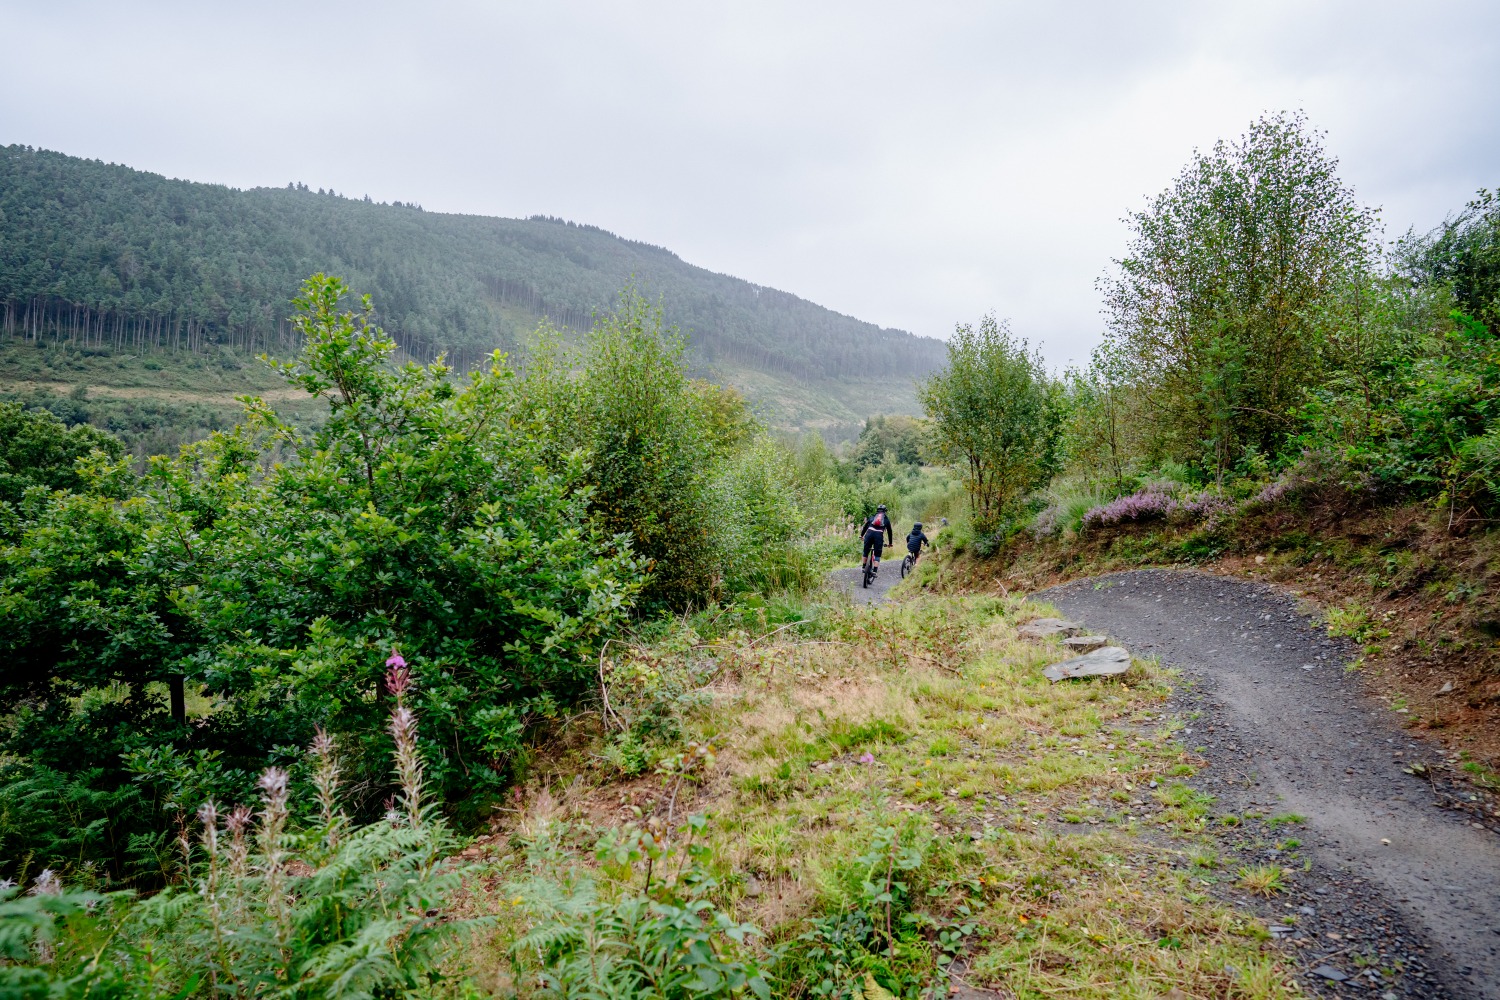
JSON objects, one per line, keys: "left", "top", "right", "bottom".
{"left": 1039, "top": 569, "right": 1500, "bottom": 999}
{"left": 827, "top": 552, "right": 907, "bottom": 605}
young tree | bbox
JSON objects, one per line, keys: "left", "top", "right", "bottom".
{"left": 1057, "top": 341, "right": 1131, "bottom": 488}
{"left": 1405, "top": 187, "right": 1500, "bottom": 334}
{"left": 1101, "top": 111, "right": 1378, "bottom": 481}
{"left": 519, "top": 290, "right": 721, "bottom": 610}
{"left": 919, "top": 315, "right": 1058, "bottom": 534}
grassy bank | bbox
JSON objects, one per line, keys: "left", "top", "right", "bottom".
{"left": 451, "top": 593, "right": 1303, "bottom": 998}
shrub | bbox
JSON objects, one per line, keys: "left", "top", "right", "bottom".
{"left": 0, "top": 686, "right": 487, "bottom": 999}
{"left": 1080, "top": 485, "right": 1178, "bottom": 530}
{"left": 0, "top": 276, "right": 642, "bottom": 880}
{"left": 520, "top": 290, "right": 721, "bottom": 610}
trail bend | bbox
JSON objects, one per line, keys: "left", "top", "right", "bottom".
{"left": 1039, "top": 568, "right": 1500, "bottom": 999}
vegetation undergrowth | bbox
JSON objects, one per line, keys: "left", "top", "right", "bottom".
{"left": 443, "top": 593, "right": 1301, "bottom": 999}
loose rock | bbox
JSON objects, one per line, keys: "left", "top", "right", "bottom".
{"left": 1018, "top": 617, "right": 1083, "bottom": 640}
{"left": 1062, "top": 634, "right": 1108, "bottom": 653}
{"left": 1043, "top": 646, "right": 1131, "bottom": 683}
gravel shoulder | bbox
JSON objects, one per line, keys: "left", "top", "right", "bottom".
{"left": 1038, "top": 569, "right": 1500, "bottom": 999}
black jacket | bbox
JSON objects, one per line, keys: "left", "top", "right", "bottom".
{"left": 860, "top": 513, "right": 895, "bottom": 545}
{"left": 906, "top": 529, "right": 930, "bottom": 552}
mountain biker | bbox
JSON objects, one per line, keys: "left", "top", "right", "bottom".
{"left": 905, "top": 522, "right": 932, "bottom": 565}
{"left": 858, "top": 504, "right": 895, "bottom": 575}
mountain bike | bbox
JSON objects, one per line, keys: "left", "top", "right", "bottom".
{"left": 900, "top": 552, "right": 915, "bottom": 578}
{"left": 861, "top": 552, "right": 877, "bottom": 588}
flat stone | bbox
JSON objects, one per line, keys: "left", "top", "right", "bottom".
{"left": 1062, "top": 635, "right": 1109, "bottom": 653}
{"left": 1043, "top": 646, "right": 1131, "bottom": 683}
{"left": 1311, "top": 965, "right": 1348, "bottom": 981}
{"left": 1018, "top": 617, "right": 1082, "bottom": 640}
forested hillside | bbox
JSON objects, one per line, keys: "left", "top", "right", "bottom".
{"left": 0, "top": 145, "right": 945, "bottom": 386}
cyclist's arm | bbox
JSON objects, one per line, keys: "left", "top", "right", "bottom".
{"left": 885, "top": 521, "right": 895, "bottom": 544}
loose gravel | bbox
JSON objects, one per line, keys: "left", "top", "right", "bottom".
{"left": 1039, "top": 568, "right": 1500, "bottom": 1000}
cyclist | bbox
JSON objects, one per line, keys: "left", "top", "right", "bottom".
{"left": 858, "top": 504, "right": 895, "bottom": 577}
{"left": 905, "top": 522, "right": 932, "bottom": 566}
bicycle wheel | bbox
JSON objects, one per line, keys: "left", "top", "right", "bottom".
{"left": 862, "top": 559, "right": 873, "bottom": 588}
{"left": 901, "top": 554, "right": 913, "bottom": 578}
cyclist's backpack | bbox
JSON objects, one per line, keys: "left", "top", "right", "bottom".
{"left": 871, "top": 512, "right": 886, "bottom": 530}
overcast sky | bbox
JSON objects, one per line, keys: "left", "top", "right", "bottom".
{"left": 3, "top": 1, "right": 1497, "bottom": 367}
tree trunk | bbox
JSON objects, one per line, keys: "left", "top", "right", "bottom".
{"left": 169, "top": 675, "right": 186, "bottom": 725}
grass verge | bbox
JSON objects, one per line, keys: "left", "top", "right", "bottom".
{"left": 451, "top": 594, "right": 1303, "bottom": 998}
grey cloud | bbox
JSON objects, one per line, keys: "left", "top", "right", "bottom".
{"left": 1, "top": 0, "right": 1496, "bottom": 367}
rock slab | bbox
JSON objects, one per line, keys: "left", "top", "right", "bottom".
{"left": 1062, "top": 635, "right": 1108, "bottom": 654}
{"left": 1018, "top": 618, "right": 1082, "bottom": 641}
{"left": 1043, "top": 646, "right": 1131, "bottom": 683}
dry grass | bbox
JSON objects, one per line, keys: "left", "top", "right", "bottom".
{"left": 457, "top": 593, "right": 1304, "bottom": 998}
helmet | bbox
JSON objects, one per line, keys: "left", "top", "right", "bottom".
{"left": 913, "top": 522, "right": 922, "bottom": 530}
{"left": 876, "top": 504, "right": 887, "bottom": 512}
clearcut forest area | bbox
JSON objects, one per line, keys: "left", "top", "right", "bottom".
{"left": 3, "top": 110, "right": 1499, "bottom": 1000}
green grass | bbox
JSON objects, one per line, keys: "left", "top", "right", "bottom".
{"left": 459, "top": 595, "right": 1303, "bottom": 999}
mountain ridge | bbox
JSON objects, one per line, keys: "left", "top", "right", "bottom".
{"left": 0, "top": 145, "right": 946, "bottom": 424}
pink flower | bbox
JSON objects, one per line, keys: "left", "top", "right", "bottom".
{"left": 385, "top": 651, "right": 413, "bottom": 699}
{"left": 857, "top": 752, "right": 875, "bottom": 765}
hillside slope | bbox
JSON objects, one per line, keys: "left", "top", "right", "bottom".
{"left": 0, "top": 145, "right": 944, "bottom": 429}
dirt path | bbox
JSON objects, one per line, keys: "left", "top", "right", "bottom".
{"left": 827, "top": 551, "right": 908, "bottom": 605}
{"left": 1039, "top": 569, "right": 1500, "bottom": 999}
{"left": 0, "top": 379, "right": 309, "bottom": 404}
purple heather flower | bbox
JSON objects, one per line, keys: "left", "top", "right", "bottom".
{"left": 1081, "top": 486, "right": 1178, "bottom": 530}
{"left": 857, "top": 752, "right": 876, "bottom": 765}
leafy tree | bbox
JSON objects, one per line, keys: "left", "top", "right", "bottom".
{"left": 0, "top": 402, "right": 122, "bottom": 506}
{"left": 521, "top": 291, "right": 722, "bottom": 610}
{"left": 1056, "top": 341, "right": 1133, "bottom": 489}
{"left": 0, "top": 276, "right": 643, "bottom": 880}
{"left": 850, "top": 414, "right": 928, "bottom": 470}
{"left": 919, "top": 315, "right": 1059, "bottom": 533}
{"left": 1101, "top": 111, "right": 1377, "bottom": 481}
{"left": 1405, "top": 187, "right": 1500, "bottom": 334}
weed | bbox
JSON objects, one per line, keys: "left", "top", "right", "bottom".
{"left": 1236, "top": 864, "right": 1288, "bottom": 897}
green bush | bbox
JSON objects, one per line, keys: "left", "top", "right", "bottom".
{"left": 1, "top": 276, "right": 642, "bottom": 881}
{"left": 519, "top": 291, "right": 721, "bottom": 610}
{"left": 0, "top": 402, "right": 123, "bottom": 508}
